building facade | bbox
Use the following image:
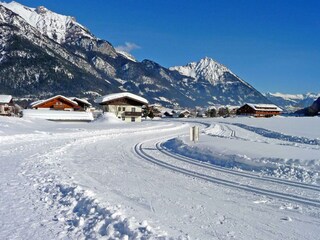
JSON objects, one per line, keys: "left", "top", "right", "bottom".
{"left": 30, "top": 95, "right": 91, "bottom": 111}
{"left": 0, "top": 95, "right": 15, "bottom": 116}
{"left": 95, "top": 92, "right": 148, "bottom": 122}
{"left": 237, "top": 103, "right": 282, "bottom": 117}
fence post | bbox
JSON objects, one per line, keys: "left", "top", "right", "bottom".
{"left": 190, "top": 126, "right": 199, "bottom": 142}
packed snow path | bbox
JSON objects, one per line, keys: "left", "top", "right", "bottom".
{"left": 135, "top": 141, "right": 320, "bottom": 207}
{"left": 0, "top": 117, "right": 319, "bottom": 239}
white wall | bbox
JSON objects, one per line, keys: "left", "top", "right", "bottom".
{"left": 103, "top": 104, "right": 142, "bottom": 122}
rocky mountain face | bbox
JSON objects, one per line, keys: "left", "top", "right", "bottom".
{"left": 0, "top": 1, "right": 269, "bottom": 108}
{"left": 295, "top": 97, "right": 320, "bottom": 116}
{"left": 264, "top": 92, "right": 320, "bottom": 112}
{"left": 0, "top": 2, "right": 117, "bottom": 99}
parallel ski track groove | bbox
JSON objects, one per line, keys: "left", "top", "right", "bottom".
{"left": 157, "top": 142, "right": 320, "bottom": 192}
{"left": 134, "top": 142, "right": 320, "bottom": 208}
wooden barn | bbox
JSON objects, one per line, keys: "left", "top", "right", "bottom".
{"left": 30, "top": 95, "right": 89, "bottom": 111}
{"left": 25, "top": 95, "right": 93, "bottom": 121}
{"left": 95, "top": 92, "right": 148, "bottom": 122}
{"left": 0, "top": 95, "right": 16, "bottom": 116}
{"left": 237, "top": 103, "right": 282, "bottom": 117}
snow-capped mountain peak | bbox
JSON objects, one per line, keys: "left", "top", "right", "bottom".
{"left": 0, "top": 1, "right": 269, "bottom": 107}
{"left": 0, "top": 1, "right": 94, "bottom": 43}
{"left": 169, "top": 57, "right": 268, "bottom": 105}
{"left": 170, "top": 57, "right": 233, "bottom": 85}
{"left": 116, "top": 50, "right": 137, "bottom": 62}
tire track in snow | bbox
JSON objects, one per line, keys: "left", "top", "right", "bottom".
{"left": 134, "top": 142, "right": 320, "bottom": 208}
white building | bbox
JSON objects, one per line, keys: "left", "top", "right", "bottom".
{"left": 0, "top": 95, "right": 15, "bottom": 116}
{"left": 95, "top": 92, "right": 148, "bottom": 122}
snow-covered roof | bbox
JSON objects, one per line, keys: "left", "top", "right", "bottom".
{"left": 68, "top": 97, "right": 92, "bottom": 106}
{"left": 30, "top": 95, "right": 78, "bottom": 108}
{"left": 0, "top": 95, "right": 12, "bottom": 104}
{"left": 246, "top": 103, "right": 283, "bottom": 112}
{"left": 178, "top": 109, "right": 191, "bottom": 114}
{"left": 30, "top": 99, "right": 45, "bottom": 107}
{"left": 23, "top": 109, "right": 93, "bottom": 121}
{"left": 95, "top": 92, "right": 148, "bottom": 105}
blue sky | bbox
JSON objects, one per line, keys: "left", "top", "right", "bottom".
{"left": 12, "top": 0, "right": 320, "bottom": 94}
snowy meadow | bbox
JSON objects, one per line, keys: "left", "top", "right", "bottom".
{"left": 0, "top": 116, "right": 319, "bottom": 239}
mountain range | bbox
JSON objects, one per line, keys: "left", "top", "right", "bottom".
{"left": 263, "top": 92, "right": 320, "bottom": 112}
{"left": 1, "top": 1, "right": 270, "bottom": 107}
{"left": 295, "top": 97, "right": 320, "bottom": 116}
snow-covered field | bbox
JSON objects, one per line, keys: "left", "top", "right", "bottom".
{"left": 0, "top": 116, "right": 319, "bottom": 239}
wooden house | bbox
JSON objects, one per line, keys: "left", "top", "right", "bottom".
{"left": 0, "top": 95, "right": 15, "bottom": 116}
{"left": 178, "top": 109, "right": 191, "bottom": 118}
{"left": 30, "top": 95, "right": 86, "bottom": 111}
{"left": 95, "top": 92, "right": 148, "bottom": 122}
{"left": 237, "top": 103, "right": 282, "bottom": 117}
{"left": 26, "top": 95, "right": 93, "bottom": 121}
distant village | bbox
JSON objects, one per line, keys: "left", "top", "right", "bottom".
{"left": 0, "top": 92, "right": 287, "bottom": 122}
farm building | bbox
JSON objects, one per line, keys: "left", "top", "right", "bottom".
{"left": 30, "top": 95, "right": 91, "bottom": 111}
{"left": 0, "top": 95, "right": 16, "bottom": 116}
{"left": 95, "top": 92, "right": 148, "bottom": 122}
{"left": 178, "top": 109, "right": 191, "bottom": 118}
{"left": 237, "top": 103, "right": 282, "bottom": 117}
{"left": 25, "top": 95, "right": 93, "bottom": 121}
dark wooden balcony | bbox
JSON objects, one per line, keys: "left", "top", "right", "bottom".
{"left": 124, "top": 111, "right": 142, "bottom": 117}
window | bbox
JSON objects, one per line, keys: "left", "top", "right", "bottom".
{"left": 118, "top": 107, "right": 121, "bottom": 111}
{"left": 131, "top": 117, "right": 135, "bottom": 122}
{"left": 131, "top": 107, "right": 136, "bottom": 112}
{"left": 123, "top": 107, "right": 126, "bottom": 111}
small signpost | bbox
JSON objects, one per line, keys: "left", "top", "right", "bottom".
{"left": 190, "top": 126, "right": 199, "bottom": 142}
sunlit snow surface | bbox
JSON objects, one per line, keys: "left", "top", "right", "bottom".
{"left": 0, "top": 116, "right": 319, "bottom": 239}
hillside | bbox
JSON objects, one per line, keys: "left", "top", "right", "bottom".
{"left": 295, "top": 97, "right": 320, "bottom": 116}
{"left": 0, "top": 1, "right": 269, "bottom": 107}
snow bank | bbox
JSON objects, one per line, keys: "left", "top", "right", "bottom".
{"left": 94, "top": 112, "right": 123, "bottom": 124}
{"left": 33, "top": 180, "right": 161, "bottom": 239}
{"left": 163, "top": 138, "right": 319, "bottom": 184}
{"left": 23, "top": 109, "right": 94, "bottom": 121}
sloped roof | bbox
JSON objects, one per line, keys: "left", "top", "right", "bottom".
{"left": 246, "top": 103, "right": 283, "bottom": 112}
{"left": 30, "top": 95, "right": 78, "bottom": 108}
{"left": 95, "top": 92, "right": 148, "bottom": 105}
{"left": 68, "top": 97, "right": 92, "bottom": 106}
{"left": 0, "top": 95, "right": 13, "bottom": 104}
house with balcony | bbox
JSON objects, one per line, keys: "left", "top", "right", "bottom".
{"left": 95, "top": 92, "right": 148, "bottom": 122}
